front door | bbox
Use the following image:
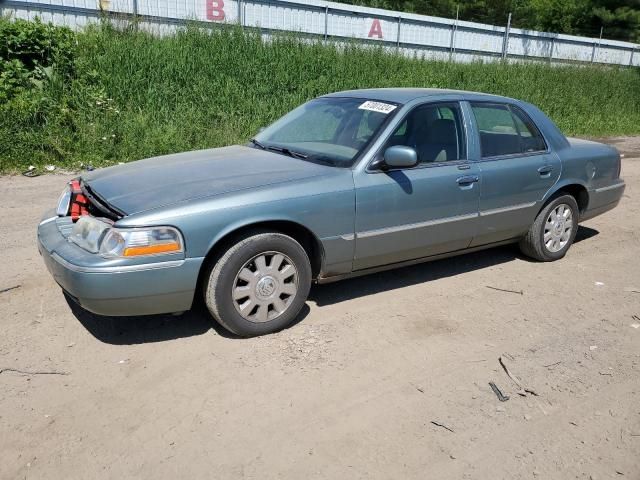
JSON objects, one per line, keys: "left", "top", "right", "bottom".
{"left": 467, "top": 102, "right": 562, "bottom": 246}
{"left": 353, "top": 102, "right": 480, "bottom": 270}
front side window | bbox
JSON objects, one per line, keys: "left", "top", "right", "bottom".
{"left": 254, "top": 97, "right": 399, "bottom": 167}
{"left": 383, "top": 102, "right": 466, "bottom": 164}
{"left": 471, "top": 103, "right": 546, "bottom": 158}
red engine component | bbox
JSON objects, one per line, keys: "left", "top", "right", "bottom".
{"left": 69, "top": 179, "right": 89, "bottom": 221}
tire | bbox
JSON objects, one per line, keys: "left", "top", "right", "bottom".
{"left": 519, "top": 194, "right": 579, "bottom": 262}
{"left": 203, "top": 232, "right": 312, "bottom": 337}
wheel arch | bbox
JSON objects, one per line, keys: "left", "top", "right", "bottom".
{"left": 197, "top": 218, "right": 325, "bottom": 290}
{"left": 541, "top": 180, "right": 589, "bottom": 216}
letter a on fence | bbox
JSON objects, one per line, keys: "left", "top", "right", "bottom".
{"left": 368, "top": 19, "right": 383, "bottom": 39}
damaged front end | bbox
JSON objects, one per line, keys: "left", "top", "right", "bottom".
{"left": 56, "top": 178, "right": 124, "bottom": 223}
{"left": 53, "top": 178, "right": 185, "bottom": 259}
{"left": 38, "top": 178, "right": 199, "bottom": 317}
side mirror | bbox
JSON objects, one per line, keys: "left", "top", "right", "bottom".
{"left": 383, "top": 145, "right": 418, "bottom": 169}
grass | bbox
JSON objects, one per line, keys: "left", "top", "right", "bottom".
{"left": 1, "top": 20, "right": 639, "bottom": 172}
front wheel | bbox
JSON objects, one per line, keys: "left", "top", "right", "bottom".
{"left": 519, "top": 194, "right": 579, "bottom": 262}
{"left": 203, "top": 232, "right": 312, "bottom": 337}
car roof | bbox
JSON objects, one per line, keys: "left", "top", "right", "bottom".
{"left": 321, "top": 88, "right": 517, "bottom": 104}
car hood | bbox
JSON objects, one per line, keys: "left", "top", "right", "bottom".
{"left": 82, "top": 145, "right": 333, "bottom": 215}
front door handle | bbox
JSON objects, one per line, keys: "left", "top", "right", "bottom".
{"left": 537, "top": 165, "right": 554, "bottom": 176}
{"left": 457, "top": 175, "right": 479, "bottom": 185}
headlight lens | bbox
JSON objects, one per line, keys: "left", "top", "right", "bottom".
{"left": 99, "top": 226, "right": 183, "bottom": 258}
{"left": 56, "top": 185, "right": 72, "bottom": 217}
{"left": 69, "top": 217, "right": 184, "bottom": 258}
{"left": 69, "top": 216, "right": 111, "bottom": 253}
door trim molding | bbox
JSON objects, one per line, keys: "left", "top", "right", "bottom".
{"left": 479, "top": 201, "right": 537, "bottom": 217}
{"left": 357, "top": 212, "right": 479, "bottom": 239}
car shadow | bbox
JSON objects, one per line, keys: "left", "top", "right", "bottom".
{"left": 66, "top": 226, "right": 598, "bottom": 344}
{"left": 65, "top": 293, "right": 311, "bottom": 345}
{"left": 309, "top": 225, "right": 599, "bottom": 307}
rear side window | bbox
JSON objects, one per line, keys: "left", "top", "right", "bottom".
{"left": 471, "top": 103, "right": 546, "bottom": 158}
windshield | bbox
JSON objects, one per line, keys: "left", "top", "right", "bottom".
{"left": 253, "top": 97, "right": 400, "bottom": 167}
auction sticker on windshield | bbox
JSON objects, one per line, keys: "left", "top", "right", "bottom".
{"left": 358, "top": 101, "right": 397, "bottom": 114}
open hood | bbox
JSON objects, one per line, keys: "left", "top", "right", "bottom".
{"left": 82, "top": 145, "right": 331, "bottom": 215}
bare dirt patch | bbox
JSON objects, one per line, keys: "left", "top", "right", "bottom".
{"left": 1, "top": 138, "right": 639, "bottom": 479}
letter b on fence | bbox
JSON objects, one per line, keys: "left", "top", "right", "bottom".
{"left": 206, "top": 0, "right": 225, "bottom": 21}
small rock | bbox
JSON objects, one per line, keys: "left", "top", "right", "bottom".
{"left": 66, "top": 342, "right": 75, "bottom": 348}
{"left": 594, "top": 281, "right": 605, "bottom": 286}
{"left": 449, "top": 454, "right": 456, "bottom": 460}
{"left": 524, "top": 414, "right": 532, "bottom": 421}
{"left": 45, "top": 165, "right": 56, "bottom": 171}
{"left": 589, "top": 345, "right": 598, "bottom": 351}
{"left": 631, "top": 323, "right": 640, "bottom": 329}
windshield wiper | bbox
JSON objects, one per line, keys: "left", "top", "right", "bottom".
{"left": 249, "top": 138, "right": 266, "bottom": 149}
{"left": 266, "top": 145, "right": 308, "bottom": 159}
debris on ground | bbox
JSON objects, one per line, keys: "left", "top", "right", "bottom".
{"left": 543, "top": 361, "right": 562, "bottom": 369}
{"left": 624, "top": 287, "right": 640, "bottom": 294}
{"left": 21, "top": 166, "right": 39, "bottom": 177}
{"left": 589, "top": 345, "right": 598, "bottom": 351}
{"left": 486, "top": 286, "right": 524, "bottom": 295}
{"left": 498, "top": 356, "right": 538, "bottom": 397}
{"left": 595, "top": 281, "right": 605, "bottom": 286}
{"left": 489, "top": 381, "right": 510, "bottom": 402}
{"left": 0, "top": 367, "right": 69, "bottom": 376}
{"left": 0, "top": 284, "right": 21, "bottom": 294}
{"left": 430, "top": 421, "right": 454, "bottom": 433}
{"left": 44, "top": 165, "right": 56, "bottom": 172}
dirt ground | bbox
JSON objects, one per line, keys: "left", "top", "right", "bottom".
{"left": 1, "top": 137, "right": 639, "bottom": 480}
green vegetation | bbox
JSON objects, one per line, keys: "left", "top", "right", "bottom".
{"left": 1, "top": 17, "right": 640, "bottom": 172}
{"left": 342, "top": 0, "right": 640, "bottom": 42}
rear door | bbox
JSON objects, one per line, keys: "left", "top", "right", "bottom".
{"left": 467, "top": 102, "right": 561, "bottom": 246}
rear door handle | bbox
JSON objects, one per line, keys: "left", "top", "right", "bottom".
{"left": 457, "top": 175, "right": 479, "bottom": 185}
{"left": 537, "top": 165, "right": 554, "bottom": 176}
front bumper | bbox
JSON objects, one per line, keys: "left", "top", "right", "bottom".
{"left": 37, "top": 211, "right": 204, "bottom": 316}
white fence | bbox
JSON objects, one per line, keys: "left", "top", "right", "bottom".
{"left": 3, "top": 0, "right": 639, "bottom": 66}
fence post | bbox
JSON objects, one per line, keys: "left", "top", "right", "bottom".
{"left": 132, "top": 0, "right": 138, "bottom": 17}
{"left": 324, "top": 5, "right": 328, "bottom": 40}
{"left": 449, "top": 5, "right": 459, "bottom": 61}
{"left": 591, "top": 26, "right": 603, "bottom": 63}
{"left": 238, "top": 0, "right": 243, "bottom": 26}
{"left": 396, "top": 17, "right": 401, "bottom": 48}
{"left": 630, "top": 47, "right": 636, "bottom": 67}
{"left": 548, "top": 37, "right": 555, "bottom": 63}
{"left": 501, "top": 12, "right": 511, "bottom": 60}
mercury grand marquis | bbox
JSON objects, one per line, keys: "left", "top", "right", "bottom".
{"left": 38, "top": 89, "right": 626, "bottom": 336}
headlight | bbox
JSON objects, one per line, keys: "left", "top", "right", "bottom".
{"left": 56, "top": 185, "right": 72, "bottom": 216}
{"left": 69, "top": 217, "right": 184, "bottom": 258}
{"left": 99, "top": 226, "right": 183, "bottom": 257}
{"left": 68, "top": 216, "right": 111, "bottom": 253}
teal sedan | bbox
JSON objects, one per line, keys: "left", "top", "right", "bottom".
{"left": 38, "top": 89, "right": 625, "bottom": 336}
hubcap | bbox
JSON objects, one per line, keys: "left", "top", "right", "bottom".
{"left": 544, "top": 203, "right": 574, "bottom": 253}
{"left": 232, "top": 251, "right": 298, "bottom": 323}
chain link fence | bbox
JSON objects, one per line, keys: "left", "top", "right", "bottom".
{"left": 3, "top": 0, "right": 638, "bottom": 66}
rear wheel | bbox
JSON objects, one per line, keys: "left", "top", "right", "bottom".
{"left": 203, "top": 232, "right": 312, "bottom": 337}
{"left": 519, "top": 194, "right": 579, "bottom": 262}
